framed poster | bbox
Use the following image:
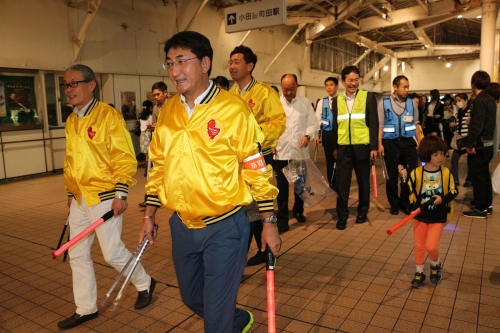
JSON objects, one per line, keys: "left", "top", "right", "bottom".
{"left": 120, "top": 91, "right": 137, "bottom": 120}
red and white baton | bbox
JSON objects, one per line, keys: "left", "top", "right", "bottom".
{"left": 52, "top": 210, "right": 114, "bottom": 258}
{"left": 266, "top": 246, "right": 276, "bottom": 333}
{"left": 371, "top": 159, "right": 378, "bottom": 198}
{"left": 387, "top": 197, "right": 436, "bottom": 235}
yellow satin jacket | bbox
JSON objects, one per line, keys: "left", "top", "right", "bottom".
{"left": 146, "top": 85, "right": 278, "bottom": 228}
{"left": 64, "top": 99, "right": 137, "bottom": 206}
{"left": 229, "top": 78, "right": 286, "bottom": 155}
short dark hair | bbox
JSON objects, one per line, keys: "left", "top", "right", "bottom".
{"left": 341, "top": 66, "right": 360, "bottom": 81}
{"left": 66, "top": 64, "right": 97, "bottom": 91}
{"left": 418, "top": 135, "right": 447, "bottom": 163}
{"left": 325, "top": 77, "right": 338, "bottom": 86}
{"left": 455, "top": 92, "right": 468, "bottom": 101}
{"left": 164, "top": 31, "right": 213, "bottom": 76}
{"left": 471, "top": 70, "right": 490, "bottom": 90}
{"left": 429, "top": 89, "right": 440, "bottom": 102}
{"left": 409, "top": 93, "right": 419, "bottom": 100}
{"left": 393, "top": 75, "right": 409, "bottom": 87}
{"left": 270, "top": 85, "right": 279, "bottom": 93}
{"left": 281, "top": 73, "right": 298, "bottom": 85}
{"left": 211, "top": 76, "right": 230, "bottom": 90}
{"left": 484, "top": 82, "right": 500, "bottom": 102}
{"left": 230, "top": 45, "right": 257, "bottom": 73}
{"left": 151, "top": 81, "right": 168, "bottom": 92}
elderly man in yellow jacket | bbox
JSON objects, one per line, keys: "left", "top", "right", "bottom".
{"left": 59, "top": 64, "right": 155, "bottom": 329}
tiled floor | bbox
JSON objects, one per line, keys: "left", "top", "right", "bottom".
{"left": 1, "top": 151, "right": 500, "bottom": 333}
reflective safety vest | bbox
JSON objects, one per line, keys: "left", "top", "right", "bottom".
{"left": 320, "top": 97, "right": 333, "bottom": 131}
{"left": 337, "top": 90, "right": 370, "bottom": 145}
{"left": 382, "top": 97, "right": 416, "bottom": 139}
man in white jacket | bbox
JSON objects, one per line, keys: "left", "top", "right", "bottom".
{"left": 274, "top": 74, "right": 319, "bottom": 233}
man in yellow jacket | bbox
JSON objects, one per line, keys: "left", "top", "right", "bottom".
{"left": 228, "top": 45, "right": 286, "bottom": 266}
{"left": 60, "top": 64, "right": 155, "bottom": 329}
{"left": 139, "top": 31, "right": 280, "bottom": 333}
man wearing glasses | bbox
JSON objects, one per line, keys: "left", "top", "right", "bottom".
{"left": 328, "top": 65, "right": 379, "bottom": 230}
{"left": 59, "top": 64, "right": 155, "bottom": 329}
{"left": 139, "top": 31, "right": 280, "bottom": 333}
{"left": 228, "top": 45, "right": 286, "bottom": 266}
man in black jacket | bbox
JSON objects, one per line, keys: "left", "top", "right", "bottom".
{"left": 462, "top": 71, "right": 496, "bottom": 218}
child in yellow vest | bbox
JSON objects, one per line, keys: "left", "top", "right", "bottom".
{"left": 399, "top": 135, "right": 458, "bottom": 288}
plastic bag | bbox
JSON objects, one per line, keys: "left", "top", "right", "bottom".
{"left": 282, "top": 158, "right": 334, "bottom": 207}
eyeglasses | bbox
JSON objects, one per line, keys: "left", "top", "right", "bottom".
{"left": 282, "top": 87, "right": 297, "bottom": 93}
{"left": 59, "top": 80, "right": 90, "bottom": 89}
{"left": 345, "top": 78, "right": 360, "bottom": 84}
{"left": 162, "top": 57, "right": 198, "bottom": 70}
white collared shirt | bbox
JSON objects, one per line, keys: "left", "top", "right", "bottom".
{"left": 180, "top": 81, "right": 214, "bottom": 119}
{"left": 73, "top": 98, "right": 94, "bottom": 118}
{"left": 343, "top": 90, "right": 357, "bottom": 114}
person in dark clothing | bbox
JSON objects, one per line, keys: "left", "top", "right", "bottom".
{"left": 462, "top": 71, "right": 497, "bottom": 218}
{"left": 424, "top": 89, "right": 444, "bottom": 137}
{"left": 449, "top": 93, "right": 473, "bottom": 187}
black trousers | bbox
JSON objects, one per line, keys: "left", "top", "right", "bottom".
{"left": 322, "top": 130, "right": 337, "bottom": 186}
{"left": 335, "top": 146, "right": 370, "bottom": 222}
{"left": 275, "top": 159, "right": 304, "bottom": 226}
{"left": 248, "top": 153, "right": 276, "bottom": 250}
{"left": 382, "top": 138, "right": 418, "bottom": 211}
{"left": 468, "top": 146, "right": 493, "bottom": 211}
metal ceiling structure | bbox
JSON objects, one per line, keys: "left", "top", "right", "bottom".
{"left": 211, "top": 0, "right": 488, "bottom": 76}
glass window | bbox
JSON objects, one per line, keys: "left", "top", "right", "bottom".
{"left": 0, "top": 75, "right": 41, "bottom": 127}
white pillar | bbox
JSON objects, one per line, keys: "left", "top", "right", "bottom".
{"left": 391, "top": 57, "right": 398, "bottom": 82}
{"left": 480, "top": 0, "right": 497, "bottom": 77}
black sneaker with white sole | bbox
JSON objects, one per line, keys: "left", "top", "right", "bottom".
{"left": 462, "top": 209, "right": 487, "bottom": 218}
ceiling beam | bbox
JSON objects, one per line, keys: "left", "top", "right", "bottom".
{"left": 379, "top": 40, "right": 421, "bottom": 46}
{"left": 72, "top": 0, "right": 101, "bottom": 61}
{"left": 415, "top": 0, "right": 429, "bottom": 15}
{"left": 343, "top": 34, "right": 395, "bottom": 57}
{"left": 287, "top": 11, "right": 326, "bottom": 18}
{"left": 300, "top": 0, "right": 335, "bottom": 16}
{"left": 306, "top": 0, "right": 378, "bottom": 40}
{"left": 363, "top": 56, "right": 391, "bottom": 81}
{"left": 407, "top": 22, "right": 434, "bottom": 49}
{"left": 337, "top": 1, "right": 457, "bottom": 37}
{"left": 395, "top": 47, "right": 480, "bottom": 58}
{"left": 352, "top": 50, "right": 372, "bottom": 66}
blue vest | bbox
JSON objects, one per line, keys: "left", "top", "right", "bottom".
{"left": 320, "top": 97, "right": 333, "bottom": 131}
{"left": 382, "top": 97, "right": 416, "bottom": 139}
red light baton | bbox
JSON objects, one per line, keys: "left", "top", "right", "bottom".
{"left": 387, "top": 197, "right": 436, "bottom": 235}
{"left": 266, "top": 246, "right": 276, "bottom": 333}
{"left": 371, "top": 159, "right": 378, "bottom": 198}
{"left": 52, "top": 210, "right": 114, "bottom": 258}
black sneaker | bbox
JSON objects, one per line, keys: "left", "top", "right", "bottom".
{"left": 430, "top": 263, "right": 442, "bottom": 284}
{"left": 411, "top": 272, "right": 426, "bottom": 288}
{"left": 462, "top": 209, "right": 487, "bottom": 219}
{"left": 487, "top": 206, "right": 493, "bottom": 215}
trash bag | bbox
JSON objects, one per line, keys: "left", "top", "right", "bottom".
{"left": 282, "top": 158, "right": 334, "bottom": 207}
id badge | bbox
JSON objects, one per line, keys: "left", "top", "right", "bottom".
{"left": 403, "top": 115, "right": 413, "bottom": 122}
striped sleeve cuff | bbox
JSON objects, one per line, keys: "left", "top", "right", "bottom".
{"left": 115, "top": 182, "right": 129, "bottom": 194}
{"left": 67, "top": 191, "right": 74, "bottom": 197}
{"left": 257, "top": 200, "right": 274, "bottom": 213}
{"left": 145, "top": 194, "right": 162, "bottom": 208}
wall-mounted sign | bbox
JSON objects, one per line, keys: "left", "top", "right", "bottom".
{"left": 224, "top": 0, "right": 286, "bottom": 34}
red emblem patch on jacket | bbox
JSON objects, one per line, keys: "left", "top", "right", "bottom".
{"left": 248, "top": 98, "right": 255, "bottom": 108}
{"left": 207, "top": 119, "right": 220, "bottom": 140}
{"left": 87, "top": 126, "right": 96, "bottom": 139}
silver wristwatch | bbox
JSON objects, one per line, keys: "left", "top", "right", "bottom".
{"left": 262, "top": 215, "right": 278, "bottom": 224}
{"left": 116, "top": 195, "right": 127, "bottom": 200}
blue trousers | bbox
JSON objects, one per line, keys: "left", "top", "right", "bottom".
{"left": 169, "top": 209, "right": 250, "bottom": 333}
